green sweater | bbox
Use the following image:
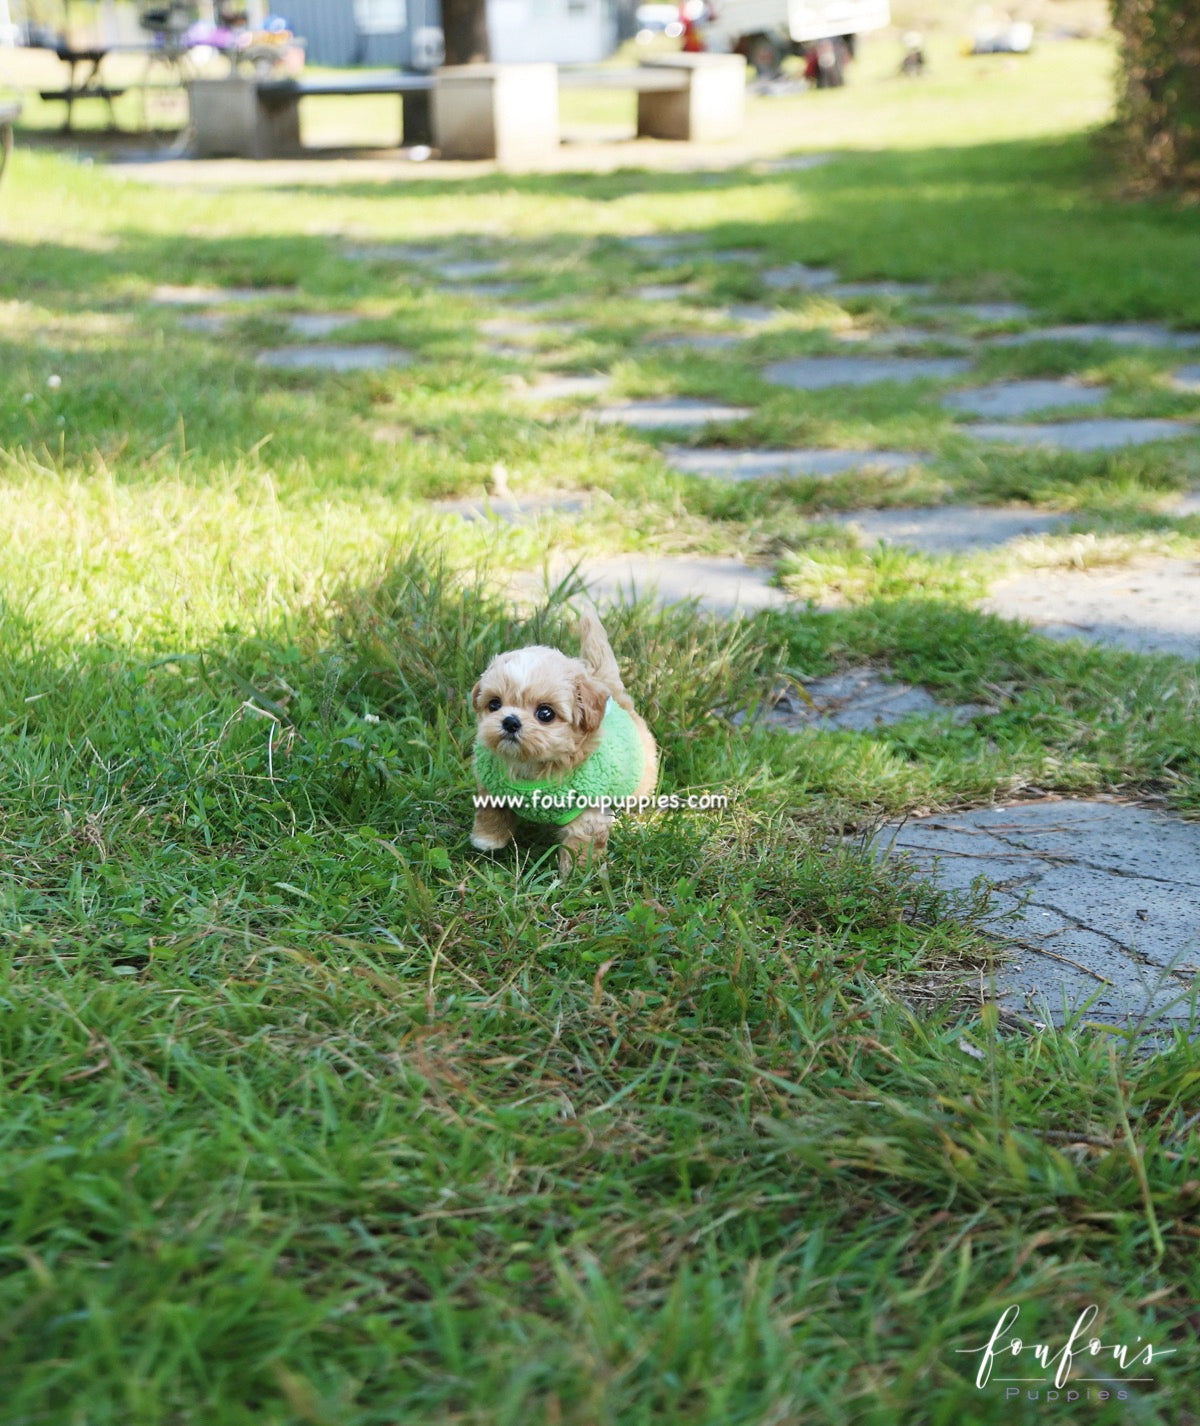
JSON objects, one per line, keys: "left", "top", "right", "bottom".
{"left": 474, "top": 697, "right": 646, "bottom": 826}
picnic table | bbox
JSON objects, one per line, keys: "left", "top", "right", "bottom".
{"left": 0, "top": 100, "right": 19, "bottom": 188}
{"left": 38, "top": 42, "right": 131, "bottom": 129}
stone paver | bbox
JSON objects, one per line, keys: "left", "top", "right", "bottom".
{"left": 935, "top": 301, "right": 1034, "bottom": 323}
{"left": 879, "top": 800, "right": 1200, "bottom": 1035}
{"left": 665, "top": 447, "right": 925, "bottom": 481}
{"left": 481, "top": 317, "right": 579, "bottom": 343}
{"left": 827, "top": 280, "right": 938, "bottom": 300}
{"left": 990, "top": 323, "right": 1200, "bottom": 350}
{"left": 511, "top": 373, "right": 612, "bottom": 401}
{"left": 829, "top": 505, "right": 1068, "bottom": 553}
{"left": 764, "top": 355, "right": 971, "bottom": 389}
{"left": 152, "top": 284, "right": 296, "bottom": 305}
{"left": 965, "top": 419, "right": 1193, "bottom": 451}
{"left": 562, "top": 553, "right": 789, "bottom": 615}
{"left": 943, "top": 379, "right": 1109, "bottom": 419}
{"left": 343, "top": 243, "right": 441, "bottom": 262}
{"left": 709, "top": 248, "right": 766, "bottom": 264}
{"left": 594, "top": 398, "right": 753, "bottom": 430}
{"left": 753, "top": 153, "right": 835, "bottom": 173}
{"left": 736, "top": 670, "right": 990, "bottom": 732}
{"left": 983, "top": 559, "right": 1200, "bottom": 658}
{"left": 1171, "top": 364, "right": 1200, "bottom": 392}
{"left": 180, "top": 310, "right": 360, "bottom": 337}
{"left": 435, "top": 259, "right": 507, "bottom": 280}
{"left": 454, "top": 282, "right": 523, "bottom": 299}
{"left": 726, "top": 304, "right": 779, "bottom": 325}
{"left": 285, "top": 313, "right": 361, "bottom": 338}
{"left": 433, "top": 492, "right": 590, "bottom": 522}
{"left": 255, "top": 344, "right": 413, "bottom": 372}
{"left": 650, "top": 333, "right": 746, "bottom": 351}
{"left": 176, "top": 312, "right": 227, "bottom": 333}
{"left": 623, "top": 234, "right": 698, "bottom": 253}
{"left": 636, "top": 284, "right": 698, "bottom": 301}
{"left": 762, "top": 264, "right": 838, "bottom": 291}
{"left": 835, "top": 326, "right": 971, "bottom": 350}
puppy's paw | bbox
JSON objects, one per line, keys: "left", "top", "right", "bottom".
{"left": 471, "top": 829, "right": 513, "bottom": 852}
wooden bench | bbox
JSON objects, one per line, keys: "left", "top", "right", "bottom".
{"left": 188, "top": 72, "right": 433, "bottom": 159}
{"left": 0, "top": 101, "right": 19, "bottom": 189}
{"left": 558, "top": 55, "right": 746, "bottom": 143}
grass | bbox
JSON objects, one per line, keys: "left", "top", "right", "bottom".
{"left": 2, "top": 32, "right": 1200, "bottom": 1426}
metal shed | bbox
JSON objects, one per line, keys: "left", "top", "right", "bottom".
{"left": 281, "top": 0, "right": 618, "bottom": 69}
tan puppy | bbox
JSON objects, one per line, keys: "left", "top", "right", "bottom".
{"left": 470, "top": 607, "right": 658, "bottom": 874}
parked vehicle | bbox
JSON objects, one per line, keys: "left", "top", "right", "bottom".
{"left": 684, "top": 0, "right": 889, "bottom": 78}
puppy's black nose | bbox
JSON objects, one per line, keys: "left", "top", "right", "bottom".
{"left": 501, "top": 714, "right": 522, "bottom": 734}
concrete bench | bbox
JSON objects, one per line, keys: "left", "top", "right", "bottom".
{"left": 433, "top": 54, "right": 746, "bottom": 165}
{"left": 559, "top": 55, "right": 746, "bottom": 143}
{"left": 188, "top": 72, "right": 433, "bottom": 159}
{"left": 0, "top": 101, "right": 19, "bottom": 190}
{"left": 189, "top": 56, "right": 745, "bottom": 164}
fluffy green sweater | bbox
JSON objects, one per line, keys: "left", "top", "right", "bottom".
{"left": 474, "top": 697, "right": 645, "bottom": 826}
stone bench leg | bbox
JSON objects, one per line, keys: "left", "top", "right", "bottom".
{"left": 188, "top": 78, "right": 300, "bottom": 159}
{"left": 434, "top": 64, "right": 558, "bottom": 165}
{"left": 402, "top": 89, "right": 432, "bottom": 148}
{"left": 0, "top": 118, "right": 13, "bottom": 189}
{"left": 636, "top": 54, "right": 747, "bottom": 142}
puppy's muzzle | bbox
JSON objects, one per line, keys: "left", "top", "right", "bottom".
{"left": 500, "top": 713, "right": 522, "bottom": 743}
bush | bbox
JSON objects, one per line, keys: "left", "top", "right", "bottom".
{"left": 1111, "top": 0, "right": 1200, "bottom": 190}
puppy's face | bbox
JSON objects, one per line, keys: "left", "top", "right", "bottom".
{"left": 472, "top": 645, "right": 608, "bottom": 773}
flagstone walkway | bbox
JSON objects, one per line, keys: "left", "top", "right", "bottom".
{"left": 143, "top": 213, "right": 1200, "bottom": 1042}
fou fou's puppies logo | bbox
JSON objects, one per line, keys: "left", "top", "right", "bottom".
{"left": 956, "top": 1303, "right": 1176, "bottom": 1400}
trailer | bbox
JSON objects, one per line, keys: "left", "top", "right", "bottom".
{"left": 688, "top": 0, "right": 889, "bottom": 79}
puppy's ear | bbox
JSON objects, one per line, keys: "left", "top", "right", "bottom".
{"left": 470, "top": 680, "right": 484, "bottom": 712}
{"left": 574, "top": 674, "right": 608, "bottom": 733}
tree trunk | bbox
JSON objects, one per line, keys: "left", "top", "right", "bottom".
{"left": 1111, "top": 0, "right": 1200, "bottom": 190}
{"left": 441, "top": 0, "right": 491, "bottom": 65}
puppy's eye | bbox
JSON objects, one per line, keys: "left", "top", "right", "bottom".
{"left": 486, "top": 697, "right": 502, "bottom": 712}
{"left": 535, "top": 705, "right": 556, "bottom": 723}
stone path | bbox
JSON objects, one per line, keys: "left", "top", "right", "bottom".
{"left": 920, "top": 302, "right": 1033, "bottom": 323}
{"left": 826, "top": 280, "right": 937, "bottom": 300}
{"left": 764, "top": 355, "right": 972, "bottom": 389}
{"left": 762, "top": 264, "right": 838, "bottom": 291}
{"left": 665, "top": 447, "right": 925, "bottom": 481}
{"left": 510, "top": 373, "right": 612, "bottom": 402}
{"left": 284, "top": 313, "right": 362, "bottom": 338}
{"left": 735, "top": 671, "right": 991, "bottom": 732}
{"left": 879, "top": 801, "right": 1200, "bottom": 1036}
{"left": 153, "top": 284, "right": 296, "bottom": 305}
{"left": 990, "top": 323, "right": 1200, "bottom": 350}
{"left": 435, "top": 259, "right": 508, "bottom": 280}
{"left": 594, "top": 398, "right": 753, "bottom": 430}
{"left": 964, "top": 418, "right": 1193, "bottom": 451}
{"left": 650, "top": 333, "right": 746, "bottom": 351}
{"left": 433, "top": 492, "right": 590, "bottom": 522}
{"left": 983, "top": 559, "right": 1200, "bottom": 657}
{"left": 342, "top": 242, "right": 442, "bottom": 262}
{"left": 217, "top": 233, "right": 1200, "bottom": 1046}
{"left": 828, "top": 505, "right": 1068, "bottom": 553}
{"left": 519, "top": 553, "right": 788, "bottom": 616}
{"left": 255, "top": 344, "right": 413, "bottom": 372}
{"left": 942, "top": 379, "right": 1109, "bottom": 419}
{"left": 636, "top": 283, "right": 699, "bottom": 301}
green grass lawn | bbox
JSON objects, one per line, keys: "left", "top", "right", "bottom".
{"left": 2, "top": 35, "right": 1199, "bottom": 1426}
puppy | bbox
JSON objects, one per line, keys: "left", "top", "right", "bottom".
{"left": 470, "top": 607, "right": 658, "bottom": 874}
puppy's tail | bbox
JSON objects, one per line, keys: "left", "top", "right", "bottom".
{"left": 578, "top": 603, "right": 636, "bottom": 714}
